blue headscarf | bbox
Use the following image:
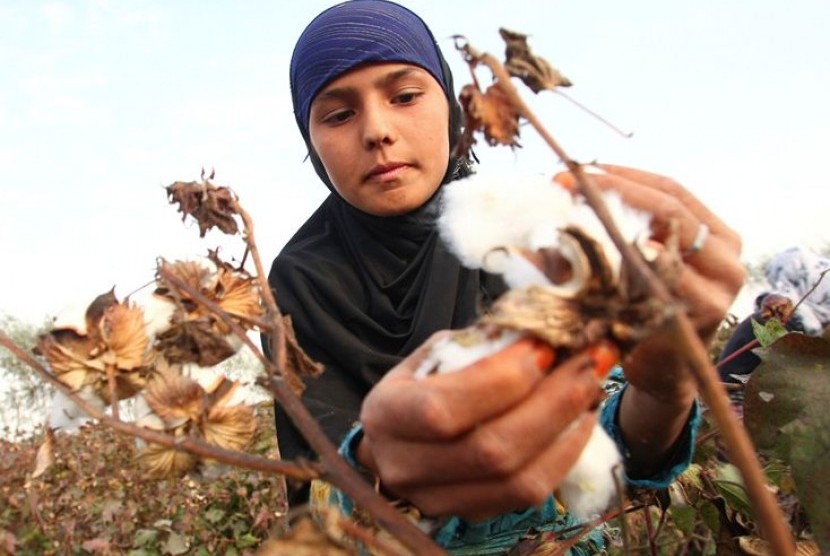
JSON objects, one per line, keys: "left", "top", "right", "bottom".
{"left": 290, "top": 0, "right": 447, "bottom": 138}
{"left": 289, "top": 0, "right": 466, "bottom": 190}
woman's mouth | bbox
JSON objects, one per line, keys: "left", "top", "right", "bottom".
{"left": 366, "top": 163, "right": 410, "bottom": 183}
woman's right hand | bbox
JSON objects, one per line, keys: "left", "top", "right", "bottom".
{"left": 356, "top": 332, "right": 607, "bottom": 520}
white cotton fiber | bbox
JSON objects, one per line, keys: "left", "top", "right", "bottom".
{"left": 438, "top": 174, "right": 576, "bottom": 269}
{"left": 557, "top": 422, "right": 623, "bottom": 520}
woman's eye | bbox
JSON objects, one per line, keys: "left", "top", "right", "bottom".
{"left": 322, "top": 109, "right": 354, "bottom": 125}
{"left": 393, "top": 90, "right": 422, "bottom": 105}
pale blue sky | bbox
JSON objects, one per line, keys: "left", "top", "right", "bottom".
{"left": 2, "top": 0, "right": 829, "bottom": 322}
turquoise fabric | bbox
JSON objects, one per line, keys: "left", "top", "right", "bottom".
{"left": 334, "top": 368, "right": 701, "bottom": 555}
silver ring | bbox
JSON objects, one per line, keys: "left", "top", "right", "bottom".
{"left": 686, "top": 223, "right": 709, "bottom": 255}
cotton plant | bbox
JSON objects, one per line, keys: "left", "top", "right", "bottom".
{"left": 33, "top": 254, "right": 263, "bottom": 477}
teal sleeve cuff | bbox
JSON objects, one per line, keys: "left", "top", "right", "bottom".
{"left": 599, "top": 383, "right": 701, "bottom": 489}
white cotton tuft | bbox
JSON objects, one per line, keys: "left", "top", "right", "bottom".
{"left": 557, "top": 423, "right": 623, "bottom": 520}
{"left": 48, "top": 388, "right": 104, "bottom": 432}
{"left": 438, "top": 173, "right": 576, "bottom": 270}
{"left": 568, "top": 191, "right": 653, "bottom": 280}
{"left": 413, "top": 329, "right": 524, "bottom": 379}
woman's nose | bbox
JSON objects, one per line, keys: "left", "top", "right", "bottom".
{"left": 361, "top": 105, "right": 396, "bottom": 149}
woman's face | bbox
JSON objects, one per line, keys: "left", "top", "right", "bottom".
{"left": 308, "top": 63, "right": 450, "bottom": 216}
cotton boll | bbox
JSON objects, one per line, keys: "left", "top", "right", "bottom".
{"left": 556, "top": 422, "right": 623, "bottom": 520}
{"left": 438, "top": 174, "right": 576, "bottom": 269}
{"left": 414, "top": 328, "right": 523, "bottom": 379}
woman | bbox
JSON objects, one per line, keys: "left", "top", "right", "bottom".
{"left": 268, "top": 0, "right": 745, "bottom": 551}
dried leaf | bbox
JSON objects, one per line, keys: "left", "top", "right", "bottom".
{"left": 144, "top": 374, "right": 206, "bottom": 426}
{"left": 738, "top": 536, "right": 820, "bottom": 556}
{"left": 282, "top": 314, "right": 324, "bottom": 379}
{"left": 31, "top": 428, "right": 55, "bottom": 479}
{"left": 80, "top": 538, "right": 110, "bottom": 553}
{"left": 255, "top": 516, "right": 355, "bottom": 556}
{"left": 500, "top": 28, "right": 572, "bottom": 93}
{"left": 156, "top": 319, "right": 237, "bottom": 367}
{"left": 166, "top": 179, "right": 240, "bottom": 237}
{"left": 202, "top": 404, "right": 256, "bottom": 452}
{"left": 139, "top": 436, "right": 197, "bottom": 477}
{"left": 99, "top": 302, "right": 150, "bottom": 370}
{"left": 38, "top": 293, "right": 153, "bottom": 404}
{"left": 155, "top": 260, "right": 216, "bottom": 314}
{"left": 0, "top": 529, "right": 17, "bottom": 555}
{"left": 458, "top": 83, "right": 521, "bottom": 157}
{"left": 215, "top": 267, "right": 263, "bottom": 329}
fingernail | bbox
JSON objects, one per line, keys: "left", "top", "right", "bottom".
{"left": 586, "top": 340, "right": 620, "bottom": 379}
{"left": 553, "top": 172, "right": 576, "bottom": 192}
{"left": 531, "top": 339, "right": 556, "bottom": 371}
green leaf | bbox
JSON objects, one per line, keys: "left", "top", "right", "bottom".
{"left": 744, "top": 333, "right": 830, "bottom": 552}
{"left": 712, "top": 463, "right": 754, "bottom": 518}
{"left": 698, "top": 501, "right": 721, "bottom": 539}
{"left": 670, "top": 505, "right": 696, "bottom": 535}
{"left": 162, "top": 532, "right": 189, "bottom": 556}
{"left": 204, "top": 508, "right": 225, "bottom": 524}
{"left": 750, "top": 317, "right": 790, "bottom": 347}
{"left": 133, "top": 529, "right": 159, "bottom": 547}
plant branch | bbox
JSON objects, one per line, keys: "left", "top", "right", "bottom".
{"left": 0, "top": 331, "right": 319, "bottom": 481}
{"left": 464, "top": 44, "right": 794, "bottom": 555}
{"left": 234, "top": 200, "right": 288, "bottom": 378}
{"left": 265, "top": 377, "right": 446, "bottom": 556}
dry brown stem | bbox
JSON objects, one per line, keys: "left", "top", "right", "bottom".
{"left": 265, "top": 377, "right": 445, "bottom": 556}
{"left": 461, "top": 43, "right": 795, "bottom": 556}
{"left": 234, "top": 201, "right": 288, "bottom": 377}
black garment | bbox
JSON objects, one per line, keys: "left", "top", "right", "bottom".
{"left": 265, "top": 192, "right": 506, "bottom": 464}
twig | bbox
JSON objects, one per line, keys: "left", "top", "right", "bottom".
{"left": 463, "top": 44, "right": 794, "bottom": 555}
{"left": 265, "top": 377, "right": 446, "bottom": 556}
{"left": 789, "top": 268, "right": 829, "bottom": 318}
{"left": 0, "top": 331, "right": 320, "bottom": 481}
{"left": 233, "top": 201, "right": 288, "bottom": 378}
{"left": 643, "top": 504, "right": 659, "bottom": 556}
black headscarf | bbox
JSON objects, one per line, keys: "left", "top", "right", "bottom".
{"left": 267, "top": 0, "right": 505, "bottom": 465}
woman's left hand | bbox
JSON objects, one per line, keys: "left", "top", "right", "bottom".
{"left": 556, "top": 164, "right": 745, "bottom": 474}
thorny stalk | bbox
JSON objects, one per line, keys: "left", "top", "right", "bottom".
{"left": 0, "top": 330, "right": 321, "bottom": 480}
{"left": 265, "top": 377, "right": 446, "bottom": 556}
{"left": 460, "top": 42, "right": 795, "bottom": 555}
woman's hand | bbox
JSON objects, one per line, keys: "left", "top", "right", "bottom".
{"left": 357, "top": 333, "right": 606, "bottom": 520}
{"left": 557, "top": 164, "right": 745, "bottom": 475}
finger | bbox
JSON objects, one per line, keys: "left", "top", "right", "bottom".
{"left": 594, "top": 165, "right": 742, "bottom": 252}
{"left": 397, "top": 412, "right": 599, "bottom": 520}
{"left": 362, "top": 337, "right": 554, "bottom": 441}
{"left": 368, "top": 351, "right": 602, "bottom": 485}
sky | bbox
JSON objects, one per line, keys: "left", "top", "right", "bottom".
{"left": 2, "top": 0, "right": 829, "bottom": 324}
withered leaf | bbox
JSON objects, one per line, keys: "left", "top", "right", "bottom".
{"left": 255, "top": 516, "right": 355, "bottom": 556}
{"left": 282, "top": 314, "right": 324, "bottom": 379}
{"left": 155, "top": 319, "right": 237, "bottom": 367}
{"left": 98, "top": 302, "right": 150, "bottom": 371}
{"left": 215, "top": 267, "right": 263, "bottom": 330}
{"left": 500, "top": 28, "right": 572, "bottom": 93}
{"left": 139, "top": 436, "right": 198, "bottom": 477}
{"left": 458, "top": 83, "right": 521, "bottom": 158}
{"left": 31, "top": 427, "right": 55, "bottom": 479}
{"left": 37, "top": 292, "right": 153, "bottom": 404}
{"left": 144, "top": 374, "right": 206, "bottom": 426}
{"left": 166, "top": 180, "right": 240, "bottom": 237}
{"left": 203, "top": 404, "right": 256, "bottom": 452}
